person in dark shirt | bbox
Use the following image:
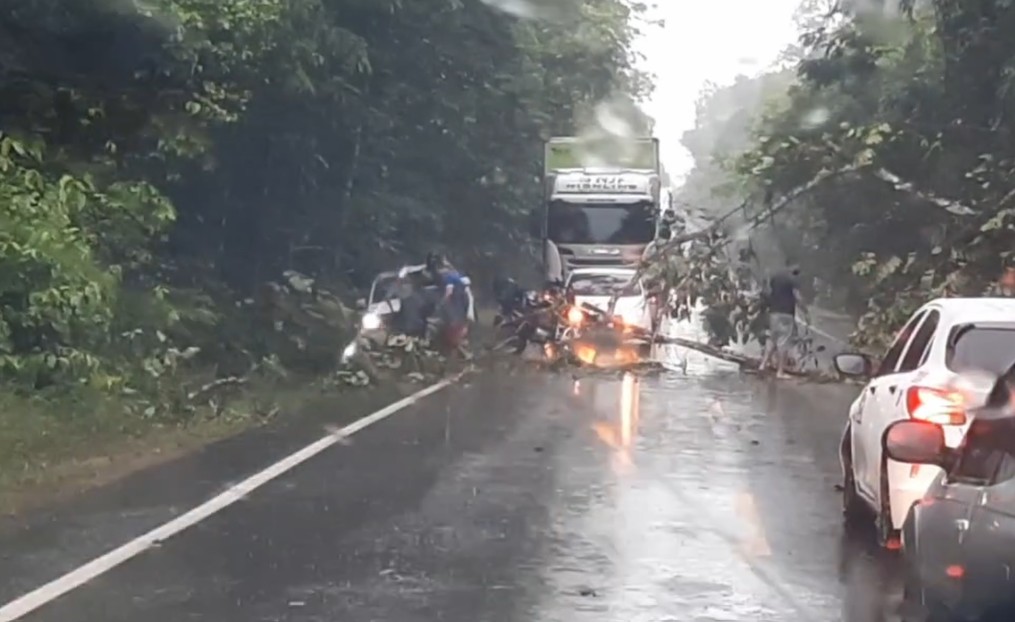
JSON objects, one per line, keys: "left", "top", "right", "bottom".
{"left": 493, "top": 276, "right": 528, "bottom": 317}
{"left": 759, "top": 263, "right": 808, "bottom": 378}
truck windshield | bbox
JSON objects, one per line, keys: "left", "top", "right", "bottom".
{"left": 547, "top": 200, "right": 655, "bottom": 245}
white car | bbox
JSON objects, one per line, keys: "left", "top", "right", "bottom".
{"left": 564, "top": 267, "right": 654, "bottom": 333}
{"left": 342, "top": 265, "right": 475, "bottom": 361}
{"left": 835, "top": 297, "right": 1015, "bottom": 547}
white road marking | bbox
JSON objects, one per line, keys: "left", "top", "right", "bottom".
{"left": 0, "top": 375, "right": 463, "bottom": 622}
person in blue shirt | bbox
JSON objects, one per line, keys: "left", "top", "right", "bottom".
{"left": 424, "top": 251, "right": 470, "bottom": 354}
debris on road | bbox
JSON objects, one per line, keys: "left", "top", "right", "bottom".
{"left": 653, "top": 335, "right": 858, "bottom": 383}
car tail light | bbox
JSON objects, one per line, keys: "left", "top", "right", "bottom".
{"left": 906, "top": 386, "right": 967, "bottom": 425}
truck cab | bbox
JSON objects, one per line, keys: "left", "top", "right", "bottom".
{"left": 537, "top": 136, "right": 665, "bottom": 284}
{"left": 542, "top": 169, "right": 660, "bottom": 281}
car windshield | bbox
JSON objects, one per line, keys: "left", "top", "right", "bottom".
{"left": 370, "top": 275, "right": 400, "bottom": 304}
{"left": 370, "top": 270, "right": 425, "bottom": 304}
{"left": 567, "top": 273, "right": 639, "bottom": 296}
{"left": 946, "top": 325, "right": 1015, "bottom": 374}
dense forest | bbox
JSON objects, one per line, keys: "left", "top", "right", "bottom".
{"left": 672, "top": 0, "right": 1015, "bottom": 350}
{"left": 0, "top": 0, "right": 650, "bottom": 480}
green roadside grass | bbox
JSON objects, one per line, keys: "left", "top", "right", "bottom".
{"left": 0, "top": 376, "right": 362, "bottom": 516}
{"left": 0, "top": 320, "right": 489, "bottom": 516}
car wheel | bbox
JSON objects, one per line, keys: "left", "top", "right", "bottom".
{"left": 842, "top": 460, "right": 869, "bottom": 526}
{"left": 841, "top": 429, "right": 869, "bottom": 526}
{"left": 877, "top": 463, "right": 901, "bottom": 549}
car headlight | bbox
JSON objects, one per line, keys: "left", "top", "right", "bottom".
{"left": 341, "top": 341, "right": 357, "bottom": 362}
{"left": 361, "top": 312, "right": 382, "bottom": 330}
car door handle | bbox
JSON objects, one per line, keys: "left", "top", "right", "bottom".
{"left": 955, "top": 519, "right": 969, "bottom": 532}
{"left": 869, "top": 386, "right": 876, "bottom": 394}
{"left": 888, "top": 385, "right": 896, "bottom": 394}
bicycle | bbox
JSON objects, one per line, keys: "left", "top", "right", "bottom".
{"left": 788, "top": 323, "right": 823, "bottom": 372}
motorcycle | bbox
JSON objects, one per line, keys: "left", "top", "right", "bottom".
{"left": 491, "top": 278, "right": 650, "bottom": 366}
{"left": 493, "top": 287, "right": 561, "bottom": 354}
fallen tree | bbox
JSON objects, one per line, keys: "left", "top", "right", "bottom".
{"left": 651, "top": 335, "right": 854, "bottom": 383}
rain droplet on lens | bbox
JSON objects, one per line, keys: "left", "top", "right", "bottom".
{"left": 479, "top": 0, "right": 574, "bottom": 20}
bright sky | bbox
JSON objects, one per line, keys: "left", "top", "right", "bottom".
{"left": 636, "top": 0, "right": 801, "bottom": 181}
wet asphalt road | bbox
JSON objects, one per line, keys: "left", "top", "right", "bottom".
{"left": 0, "top": 316, "right": 907, "bottom": 622}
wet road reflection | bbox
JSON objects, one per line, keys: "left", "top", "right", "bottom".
{"left": 586, "top": 372, "right": 640, "bottom": 469}
{"left": 4, "top": 320, "right": 906, "bottom": 622}
{"left": 533, "top": 370, "right": 904, "bottom": 622}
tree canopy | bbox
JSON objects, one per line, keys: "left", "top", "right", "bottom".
{"left": 0, "top": 0, "right": 650, "bottom": 396}
{"left": 670, "top": 0, "right": 1015, "bottom": 351}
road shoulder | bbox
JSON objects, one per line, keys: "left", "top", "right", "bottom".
{"left": 0, "top": 375, "right": 462, "bottom": 607}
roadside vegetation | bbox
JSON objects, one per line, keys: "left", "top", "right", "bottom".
{"left": 664, "top": 0, "right": 1015, "bottom": 352}
{"left": 0, "top": 0, "right": 650, "bottom": 500}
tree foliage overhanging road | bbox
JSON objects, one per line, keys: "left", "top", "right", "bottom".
{"left": 0, "top": 0, "right": 649, "bottom": 465}
{"left": 667, "top": 0, "right": 1015, "bottom": 352}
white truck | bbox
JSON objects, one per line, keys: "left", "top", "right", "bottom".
{"left": 531, "top": 136, "right": 667, "bottom": 283}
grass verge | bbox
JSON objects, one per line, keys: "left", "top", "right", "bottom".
{"left": 0, "top": 321, "right": 489, "bottom": 517}
{"left": 0, "top": 375, "right": 386, "bottom": 516}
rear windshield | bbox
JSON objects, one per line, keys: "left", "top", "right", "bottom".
{"left": 946, "top": 326, "right": 1015, "bottom": 374}
{"left": 567, "top": 274, "right": 639, "bottom": 296}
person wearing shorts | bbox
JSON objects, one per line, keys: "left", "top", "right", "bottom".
{"left": 760, "top": 264, "right": 805, "bottom": 379}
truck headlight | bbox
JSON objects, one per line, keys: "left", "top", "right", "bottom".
{"left": 361, "top": 312, "right": 382, "bottom": 330}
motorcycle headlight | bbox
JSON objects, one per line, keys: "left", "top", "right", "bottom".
{"left": 566, "top": 306, "right": 584, "bottom": 326}
{"left": 361, "top": 312, "right": 382, "bottom": 330}
{"left": 341, "top": 341, "right": 357, "bottom": 362}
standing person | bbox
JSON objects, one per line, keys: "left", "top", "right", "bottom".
{"left": 759, "top": 262, "right": 809, "bottom": 379}
{"left": 492, "top": 276, "right": 527, "bottom": 318}
{"left": 997, "top": 259, "right": 1015, "bottom": 297}
{"left": 424, "top": 251, "right": 471, "bottom": 357}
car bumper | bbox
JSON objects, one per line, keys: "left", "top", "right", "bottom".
{"left": 887, "top": 459, "right": 944, "bottom": 530}
{"left": 886, "top": 424, "right": 967, "bottom": 530}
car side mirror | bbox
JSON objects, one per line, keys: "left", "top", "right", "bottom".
{"left": 883, "top": 419, "right": 950, "bottom": 467}
{"left": 833, "top": 353, "right": 872, "bottom": 378}
{"left": 355, "top": 298, "right": 367, "bottom": 310}
{"left": 528, "top": 207, "right": 542, "bottom": 238}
